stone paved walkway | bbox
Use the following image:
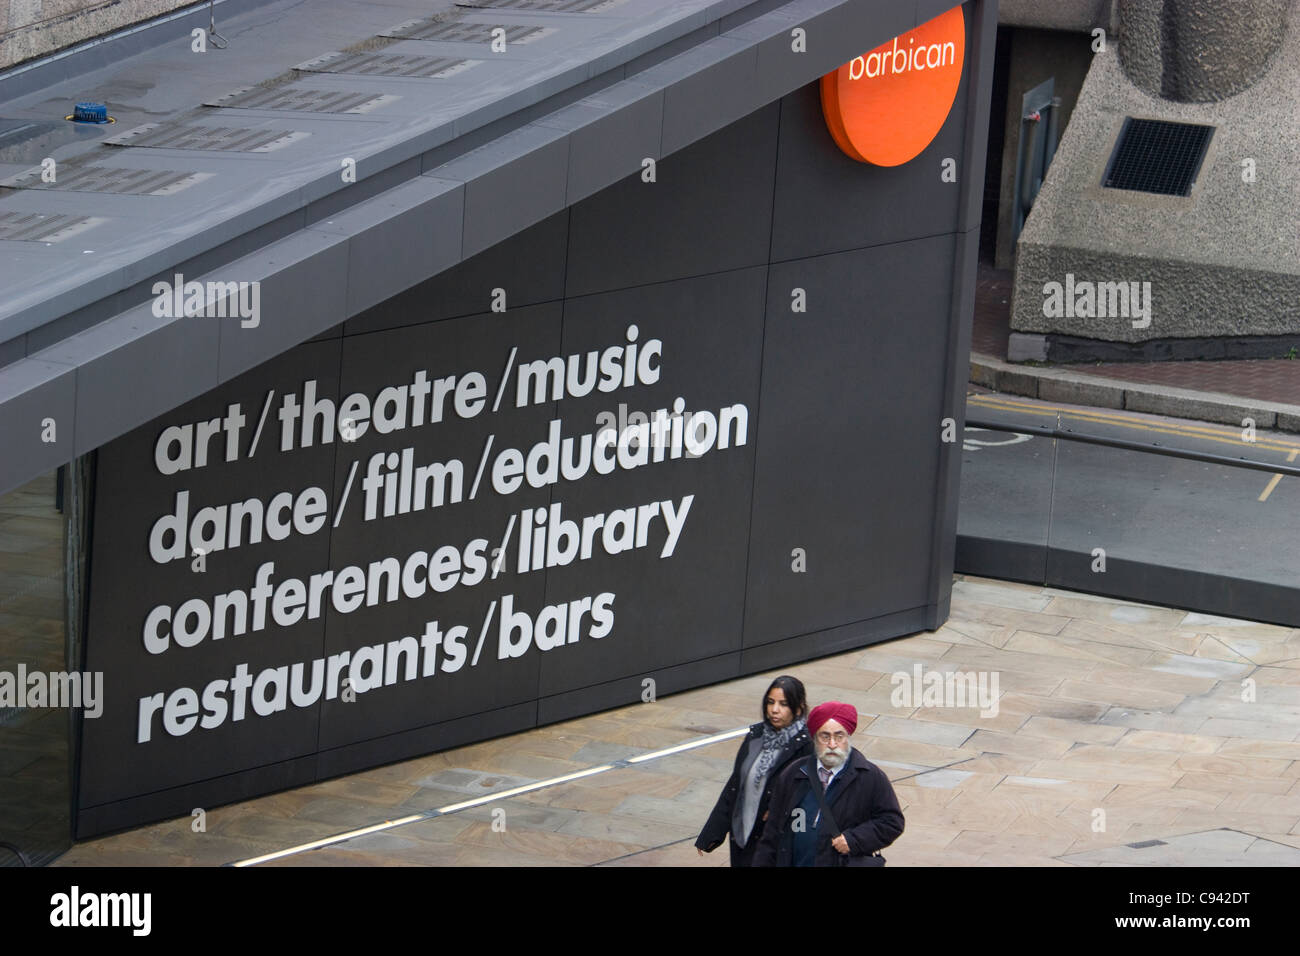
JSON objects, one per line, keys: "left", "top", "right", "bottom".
{"left": 53, "top": 574, "right": 1300, "bottom": 867}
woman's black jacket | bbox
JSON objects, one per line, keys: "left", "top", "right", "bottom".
{"left": 696, "top": 721, "right": 812, "bottom": 853}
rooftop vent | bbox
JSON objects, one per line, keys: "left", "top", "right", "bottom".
{"left": 0, "top": 161, "right": 207, "bottom": 196}
{"left": 104, "top": 123, "right": 309, "bottom": 152}
{"left": 206, "top": 86, "right": 399, "bottom": 114}
{"left": 0, "top": 211, "right": 103, "bottom": 242}
{"left": 384, "top": 19, "right": 550, "bottom": 45}
{"left": 1102, "top": 118, "right": 1214, "bottom": 197}
{"left": 294, "top": 51, "right": 478, "bottom": 78}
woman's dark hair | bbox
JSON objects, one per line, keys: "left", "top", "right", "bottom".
{"left": 761, "top": 675, "right": 807, "bottom": 725}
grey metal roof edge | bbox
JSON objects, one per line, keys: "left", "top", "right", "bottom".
{"left": 0, "top": 0, "right": 787, "bottom": 351}
{"left": 0, "top": 0, "right": 954, "bottom": 497}
{"left": 2, "top": 0, "right": 940, "bottom": 355}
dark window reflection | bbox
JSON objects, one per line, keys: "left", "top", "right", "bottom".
{"left": 0, "top": 467, "right": 78, "bottom": 866}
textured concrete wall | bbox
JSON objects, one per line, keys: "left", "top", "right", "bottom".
{"left": 1008, "top": 8, "right": 1300, "bottom": 357}
{"left": 0, "top": 0, "right": 195, "bottom": 70}
{"left": 1118, "top": 0, "right": 1290, "bottom": 102}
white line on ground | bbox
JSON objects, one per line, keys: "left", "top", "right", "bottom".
{"left": 230, "top": 725, "right": 749, "bottom": 866}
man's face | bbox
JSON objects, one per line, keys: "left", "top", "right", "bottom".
{"left": 814, "top": 718, "right": 850, "bottom": 769}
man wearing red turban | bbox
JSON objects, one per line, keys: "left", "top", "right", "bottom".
{"left": 752, "top": 700, "right": 904, "bottom": 867}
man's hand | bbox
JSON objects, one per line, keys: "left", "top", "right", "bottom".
{"left": 831, "top": 834, "right": 850, "bottom": 855}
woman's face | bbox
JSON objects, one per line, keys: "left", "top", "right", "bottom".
{"left": 765, "top": 687, "right": 794, "bottom": 729}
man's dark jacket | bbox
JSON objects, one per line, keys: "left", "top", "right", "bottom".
{"left": 751, "top": 747, "right": 904, "bottom": 867}
{"left": 696, "top": 721, "right": 812, "bottom": 866}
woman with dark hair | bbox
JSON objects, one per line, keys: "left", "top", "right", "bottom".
{"left": 695, "top": 675, "right": 811, "bottom": 866}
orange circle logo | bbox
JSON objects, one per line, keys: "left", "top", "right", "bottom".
{"left": 821, "top": 6, "right": 966, "bottom": 166}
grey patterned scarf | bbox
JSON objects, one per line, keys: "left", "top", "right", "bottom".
{"left": 735, "top": 716, "right": 807, "bottom": 846}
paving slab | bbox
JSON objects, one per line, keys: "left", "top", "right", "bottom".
{"left": 46, "top": 574, "right": 1300, "bottom": 867}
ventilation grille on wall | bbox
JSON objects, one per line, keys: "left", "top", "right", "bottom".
{"left": 0, "top": 211, "right": 103, "bottom": 242}
{"left": 1102, "top": 118, "right": 1214, "bottom": 197}
{"left": 456, "top": 0, "right": 626, "bottom": 12}
{"left": 294, "top": 51, "right": 479, "bottom": 78}
{"left": 383, "top": 19, "right": 550, "bottom": 45}
{"left": 104, "top": 123, "right": 309, "bottom": 152}
{"left": 0, "top": 162, "right": 208, "bottom": 196}
{"left": 206, "top": 86, "right": 400, "bottom": 114}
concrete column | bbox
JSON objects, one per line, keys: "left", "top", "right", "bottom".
{"left": 1117, "top": 0, "right": 1290, "bottom": 101}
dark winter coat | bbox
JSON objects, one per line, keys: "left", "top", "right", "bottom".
{"left": 751, "top": 747, "right": 904, "bottom": 867}
{"left": 696, "top": 721, "right": 812, "bottom": 866}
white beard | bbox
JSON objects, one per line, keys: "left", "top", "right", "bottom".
{"left": 818, "top": 748, "right": 847, "bottom": 769}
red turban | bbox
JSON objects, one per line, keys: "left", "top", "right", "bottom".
{"left": 808, "top": 701, "right": 857, "bottom": 735}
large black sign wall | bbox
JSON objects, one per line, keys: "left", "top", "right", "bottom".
{"left": 76, "top": 31, "right": 983, "bottom": 836}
